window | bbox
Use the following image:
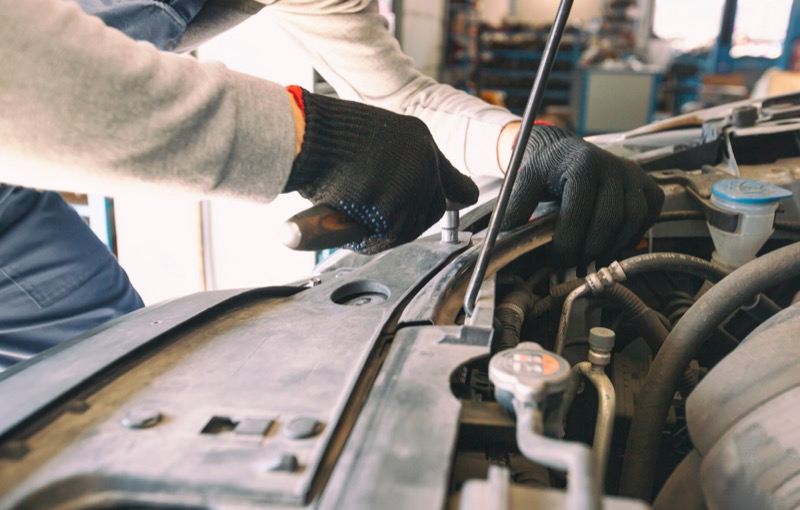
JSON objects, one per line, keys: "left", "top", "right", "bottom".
{"left": 653, "top": 0, "right": 793, "bottom": 59}
{"left": 653, "top": 0, "right": 724, "bottom": 52}
{"left": 731, "top": 0, "right": 793, "bottom": 58}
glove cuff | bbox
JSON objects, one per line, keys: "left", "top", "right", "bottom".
{"left": 284, "top": 88, "right": 375, "bottom": 193}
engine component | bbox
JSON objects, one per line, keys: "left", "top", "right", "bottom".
{"left": 707, "top": 178, "right": 793, "bottom": 270}
{"left": 489, "top": 342, "right": 571, "bottom": 423}
{"left": 620, "top": 241, "right": 800, "bottom": 501}
{"left": 489, "top": 342, "right": 600, "bottom": 510}
{"left": 560, "top": 328, "right": 617, "bottom": 484}
{"left": 685, "top": 302, "right": 800, "bottom": 510}
{"left": 459, "top": 465, "right": 647, "bottom": 510}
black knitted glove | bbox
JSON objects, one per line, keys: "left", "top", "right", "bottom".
{"left": 284, "top": 88, "right": 479, "bottom": 254}
{"left": 503, "top": 125, "right": 664, "bottom": 267}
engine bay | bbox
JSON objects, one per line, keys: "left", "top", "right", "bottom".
{"left": 1, "top": 95, "right": 800, "bottom": 510}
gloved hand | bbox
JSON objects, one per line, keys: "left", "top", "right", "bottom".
{"left": 283, "top": 88, "right": 479, "bottom": 254}
{"left": 502, "top": 124, "right": 664, "bottom": 267}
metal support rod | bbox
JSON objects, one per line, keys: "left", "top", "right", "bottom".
{"left": 463, "top": 0, "right": 575, "bottom": 316}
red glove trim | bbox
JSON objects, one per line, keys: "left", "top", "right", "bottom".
{"left": 533, "top": 120, "right": 556, "bottom": 126}
{"left": 286, "top": 85, "right": 306, "bottom": 118}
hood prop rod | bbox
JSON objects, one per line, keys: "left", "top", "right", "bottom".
{"left": 464, "top": 0, "right": 575, "bottom": 317}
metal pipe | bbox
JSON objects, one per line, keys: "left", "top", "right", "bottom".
{"left": 463, "top": 0, "right": 575, "bottom": 316}
{"left": 554, "top": 262, "right": 627, "bottom": 354}
{"left": 560, "top": 362, "right": 616, "bottom": 486}
{"left": 554, "top": 283, "right": 590, "bottom": 354}
{"left": 555, "top": 254, "right": 725, "bottom": 354}
{"left": 515, "top": 404, "right": 599, "bottom": 510}
{"left": 581, "top": 363, "right": 615, "bottom": 485}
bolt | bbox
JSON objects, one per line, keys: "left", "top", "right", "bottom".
{"left": 441, "top": 209, "right": 460, "bottom": 244}
{"left": 121, "top": 407, "right": 162, "bottom": 429}
{"left": 261, "top": 453, "right": 299, "bottom": 472}
{"left": 65, "top": 400, "right": 90, "bottom": 414}
{"left": 0, "top": 441, "right": 29, "bottom": 459}
{"left": 283, "top": 417, "right": 322, "bottom": 439}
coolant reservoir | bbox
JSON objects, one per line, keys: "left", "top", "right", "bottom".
{"left": 708, "top": 178, "right": 793, "bottom": 270}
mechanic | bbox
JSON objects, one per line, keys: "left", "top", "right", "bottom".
{"left": 0, "top": 0, "right": 663, "bottom": 369}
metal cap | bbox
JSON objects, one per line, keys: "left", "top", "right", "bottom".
{"left": 588, "top": 327, "right": 615, "bottom": 353}
{"left": 489, "top": 342, "right": 571, "bottom": 404}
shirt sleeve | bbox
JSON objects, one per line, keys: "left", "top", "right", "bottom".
{"left": 0, "top": 0, "right": 296, "bottom": 202}
{"left": 264, "top": 0, "right": 520, "bottom": 178}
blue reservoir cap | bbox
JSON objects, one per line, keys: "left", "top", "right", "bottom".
{"left": 711, "top": 179, "right": 793, "bottom": 204}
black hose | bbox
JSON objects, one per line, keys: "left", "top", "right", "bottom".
{"left": 531, "top": 295, "right": 553, "bottom": 317}
{"left": 530, "top": 278, "right": 585, "bottom": 318}
{"left": 525, "top": 265, "right": 552, "bottom": 292}
{"left": 493, "top": 288, "right": 537, "bottom": 353}
{"left": 550, "top": 277, "right": 587, "bottom": 299}
{"left": 605, "top": 285, "right": 699, "bottom": 396}
{"left": 663, "top": 290, "right": 696, "bottom": 325}
{"left": 619, "top": 242, "right": 800, "bottom": 502}
{"left": 605, "top": 285, "right": 668, "bottom": 354}
{"left": 532, "top": 253, "right": 720, "bottom": 320}
{"left": 619, "top": 253, "right": 728, "bottom": 283}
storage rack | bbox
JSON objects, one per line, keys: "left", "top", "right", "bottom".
{"left": 601, "top": 0, "right": 637, "bottom": 54}
{"left": 441, "top": 0, "right": 479, "bottom": 93}
{"left": 474, "top": 25, "right": 588, "bottom": 115}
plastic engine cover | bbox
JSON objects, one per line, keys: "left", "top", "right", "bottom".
{"left": 686, "top": 301, "right": 800, "bottom": 510}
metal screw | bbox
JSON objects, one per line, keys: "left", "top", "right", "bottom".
{"left": 64, "top": 400, "right": 90, "bottom": 414}
{"left": 121, "top": 407, "right": 162, "bottom": 429}
{"left": 261, "top": 453, "right": 299, "bottom": 472}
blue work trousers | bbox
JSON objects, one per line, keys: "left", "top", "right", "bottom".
{"left": 0, "top": 186, "right": 143, "bottom": 370}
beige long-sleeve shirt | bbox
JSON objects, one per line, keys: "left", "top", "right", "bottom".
{"left": 0, "top": 0, "right": 518, "bottom": 202}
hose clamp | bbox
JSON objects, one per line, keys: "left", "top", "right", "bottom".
{"left": 585, "top": 261, "right": 627, "bottom": 295}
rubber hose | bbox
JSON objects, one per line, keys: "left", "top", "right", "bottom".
{"left": 619, "top": 242, "right": 800, "bottom": 502}
{"left": 530, "top": 278, "right": 585, "bottom": 318}
{"left": 525, "top": 265, "right": 553, "bottom": 292}
{"left": 605, "top": 285, "right": 667, "bottom": 354}
{"left": 532, "top": 295, "right": 553, "bottom": 317}
{"left": 493, "top": 288, "right": 536, "bottom": 353}
{"left": 619, "top": 253, "right": 728, "bottom": 283}
{"left": 550, "top": 278, "right": 587, "bottom": 300}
